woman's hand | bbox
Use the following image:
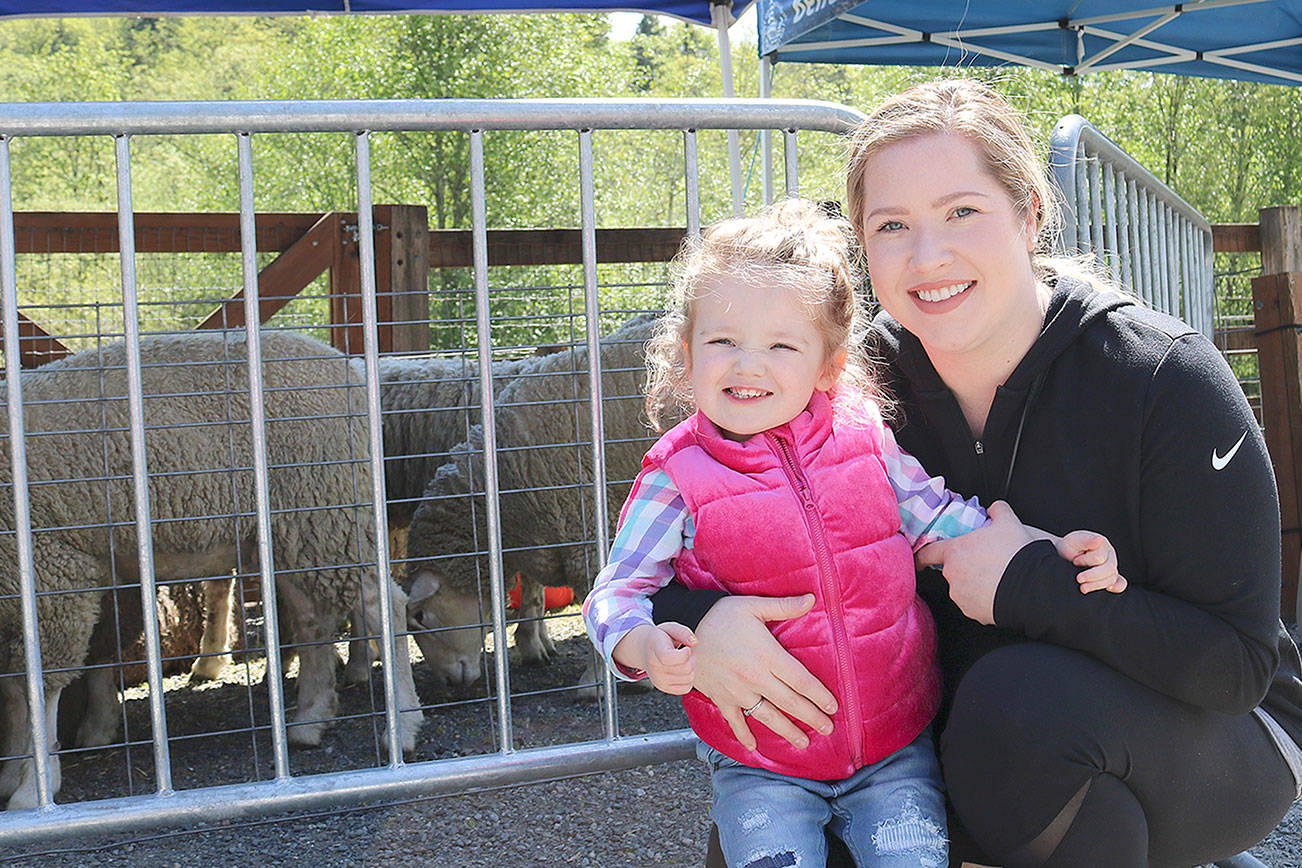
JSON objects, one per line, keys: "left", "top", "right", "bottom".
{"left": 691, "top": 594, "right": 838, "bottom": 751}
{"left": 914, "top": 500, "right": 1034, "bottom": 625}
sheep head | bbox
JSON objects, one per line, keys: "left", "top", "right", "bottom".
{"left": 406, "top": 568, "right": 486, "bottom": 686}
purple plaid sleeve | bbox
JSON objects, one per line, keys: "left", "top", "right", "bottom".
{"left": 582, "top": 466, "right": 692, "bottom": 680}
{"left": 882, "top": 424, "right": 990, "bottom": 550}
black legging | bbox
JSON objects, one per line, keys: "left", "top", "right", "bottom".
{"left": 705, "top": 642, "right": 1296, "bottom": 867}
{"left": 941, "top": 642, "right": 1294, "bottom": 867}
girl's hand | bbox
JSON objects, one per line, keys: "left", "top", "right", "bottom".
{"left": 915, "top": 500, "right": 1033, "bottom": 625}
{"left": 1058, "top": 530, "right": 1129, "bottom": 594}
{"left": 612, "top": 623, "right": 697, "bottom": 695}
{"left": 643, "top": 622, "right": 697, "bottom": 695}
{"left": 692, "top": 594, "right": 838, "bottom": 751}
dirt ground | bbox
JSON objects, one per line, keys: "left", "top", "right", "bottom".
{"left": 0, "top": 613, "right": 1298, "bottom": 867}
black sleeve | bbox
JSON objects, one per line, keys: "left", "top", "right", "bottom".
{"left": 994, "top": 334, "right": 1282, "bottom": 714}
{"left": 650, "top": 582, "right": 729, "bottom": 631}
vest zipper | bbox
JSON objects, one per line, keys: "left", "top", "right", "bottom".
{"left": 767, "top": 431, "right": 864, "bottom": 768}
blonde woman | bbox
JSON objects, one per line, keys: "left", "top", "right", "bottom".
{"left": 654, "top": 81, "right": 1302, "bottom": 867}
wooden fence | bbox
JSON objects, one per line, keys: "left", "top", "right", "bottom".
{"left": 7, "top": 205, "right": 687, "bottom": 366}
{"left": 8, "top": 206, "right": 1301, "bottom": 621}
{"left": 1216, "top": 206, "right": 1302, "bottom": 623}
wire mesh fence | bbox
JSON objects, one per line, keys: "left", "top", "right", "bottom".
{"left": 0, "top": 97, "right": 865, "bottom": 845}
{"left": 0, "top": 97, "right": 1256, "bottom": 850}
{"left": 1214, "top": 252, "right": 1263, "bottom": 423}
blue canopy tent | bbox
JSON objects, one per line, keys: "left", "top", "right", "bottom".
{"left": 757, "top": 0, "right": 1302, "bottom": 86}
{"left": 0, "top": 0, "right": 738, "bottom": 26}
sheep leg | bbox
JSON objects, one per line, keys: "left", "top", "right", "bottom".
{"left": 513, "top": 576, "right": 556, "bottom": 665}
{"left": 0, "top": 676, "right": 27, "bottom": 800}
{"left": 341, "top": 600, "right": 377, "bottom": 687}
{"left": 267, "top": 577, "right": 336, "bottom": 750}
{"left": 189, "top": 576, "right": 234, "bottom": 682}
{"left": 356, "top": 576, "right": 424, "bottom": 757}
{"left": 1, "top": 679, "right": 61, "bottom": 811}
{"left": 72, "top": 666, "right": 121, "bottom": 748}
{"left": 573, "top": 652, "right": 653, "bottom": 702}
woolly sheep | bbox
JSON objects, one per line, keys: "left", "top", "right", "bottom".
{"left": 161, "top": 349, "right": 538, "bottom": 696}
{"left": 403, "top": 313, "right": 665, "bottom": 685}
{"left": 377, "top": 352, "right": 535, "bottom": 530}
{"left": 0, "top": 330, "right": 424, "bottom": 810}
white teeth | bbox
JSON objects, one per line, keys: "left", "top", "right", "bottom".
{"left": 916, "top": 281, "right": 973, "bottom": 302}
{"left": 727, "top": 388, "right": 767, "bottom": 399}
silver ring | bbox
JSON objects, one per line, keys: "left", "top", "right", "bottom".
{"left": 742, "top": 698, "right": 764, "bottom": 718}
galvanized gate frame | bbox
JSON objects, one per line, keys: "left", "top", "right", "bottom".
{"left": 0, "top": 97, "right": 862, "bottom": 845}
{"left": 1050, "top": 113, "right": 1216, "bottom": 337}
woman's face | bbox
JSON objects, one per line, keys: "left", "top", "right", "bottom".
{"left": 855, "top": 132, "right": 1044, "bottom": 364}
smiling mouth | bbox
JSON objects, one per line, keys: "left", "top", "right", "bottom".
{"left": 725, "top": 387, "right": 770, "bottom": 399}
{"left": 914, "top": 281, "right": 973, "bottom": 302}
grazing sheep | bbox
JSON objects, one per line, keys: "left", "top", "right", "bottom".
{"left": 0, "top": 330, "right": 423, "bottom": 809}
{"left": 176, "top": 348, "right": 539, "bottom": 694}
{"left": 403, "top": 313, "right": 665, "bottom": 685}
{"left": 377, "top": 352, "right": 535, "bottom": 529}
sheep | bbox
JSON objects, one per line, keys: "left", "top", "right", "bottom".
{"left": 172, "top": 349, "right": 536, "bottom": 693}
{"left": 402, "top": 312, "right": 666, "bottom": 686}
{"left": 377, "top": 352, "right": 535, "bottom": 530}
{"left": 0, "top": 330, "right": 424, "bottom": 809}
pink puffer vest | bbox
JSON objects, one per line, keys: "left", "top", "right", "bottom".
{"left": 646, "top": 390, "right": 940, "bottom": 780}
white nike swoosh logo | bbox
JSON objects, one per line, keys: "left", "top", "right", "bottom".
{"left": 1211, "top": 430, "right": 1248, "bottom": 471}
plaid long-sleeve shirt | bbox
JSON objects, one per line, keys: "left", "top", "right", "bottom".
{"left": 582, "top": 422, "right": 989, "bottom": 678}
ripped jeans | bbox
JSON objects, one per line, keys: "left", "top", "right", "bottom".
{"left": 699, "top": 729, "right": 948, "bottom": 868}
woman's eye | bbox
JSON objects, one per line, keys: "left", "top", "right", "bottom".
{"left": 953, "top": 206, "right": 977, "bottom": 219}
{"left": 878, "top": 219, "right": 905, "bottom": 233}
{"left": 708, "top": 337, "right": 734, "bottom": 347}
{"left": 772, "top": 343, "right": 797, "bottom": 352}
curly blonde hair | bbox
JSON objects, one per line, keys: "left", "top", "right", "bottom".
{"left": 644, "top": 198, "right": 884, "bottom": 432}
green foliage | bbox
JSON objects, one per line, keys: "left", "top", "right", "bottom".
{"left": 0, "top": 12, "right": 1297, "bottom": 356}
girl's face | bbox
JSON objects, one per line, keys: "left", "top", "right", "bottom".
{"left": 686, "top": 276, "right": 842, "bottom": 442}
{"left": 855, "top": 132, "right": 1045, "bottom": 365}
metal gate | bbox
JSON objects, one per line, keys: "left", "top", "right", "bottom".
{"left": 0, "top": 97, "right": 863, "bottom": 845}
{"left": 1050, "top": 113, "right": 1216, "bottom": 337}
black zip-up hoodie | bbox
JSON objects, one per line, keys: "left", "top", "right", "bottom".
{"left": 875, "top": 276, "right": 1302, "bottom": 745}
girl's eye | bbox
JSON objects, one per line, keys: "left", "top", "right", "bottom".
{"left": 878, "top": 219, "right": 905, "bottom": 233}
{"left": 772, "top": 343, "right": 798, "bottom": 352}
{"left": 708, "top": 337, "right": 734, "bottom": 347}
{"left": 952, "top": 206, "right": 977, "bottom": 219}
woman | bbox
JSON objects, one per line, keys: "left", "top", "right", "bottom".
{"left": 652, "top": 80, "right": 1302, "bottom": 867}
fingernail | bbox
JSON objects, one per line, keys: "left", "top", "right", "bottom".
{"left": 818, "top": 724, "right": 832, "bottom": 735}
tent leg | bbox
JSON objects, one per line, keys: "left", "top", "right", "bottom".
{"left": 712, "top": 2, "right": 744, "bottom": 216}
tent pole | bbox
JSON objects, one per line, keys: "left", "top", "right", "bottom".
{"left": 760, "top": 54, "right": 773, "bottom": 206}
{"left": 712, "top": 2, "right": 744, "bottom": 216}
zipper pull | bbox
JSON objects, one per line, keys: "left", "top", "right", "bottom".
{"left": 974, "top": 440, "right": 984, "bottom": 455}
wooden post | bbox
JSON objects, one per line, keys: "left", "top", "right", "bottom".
{"left": 1253, "top": 204, "right": 1302, "bottom": 622}
{"left": 329, "top": 213, "right": 362, "bottom": 355}
{"left": 329, "top": 205, "right": 430, "bottom": 355}
{"left": 374, "top": 204, "right": 430, "bottom": 354}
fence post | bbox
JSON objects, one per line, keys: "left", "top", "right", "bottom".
{"left": 1253, "top": 204, "right": 1302, "bottom": 623}
{"left": 377, "top": 204, "right": 430, "bottom": 354}
{"left": 329, "top": 205, "right": 430, "bottom": 355}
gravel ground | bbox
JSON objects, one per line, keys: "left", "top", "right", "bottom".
{"left": 0, "top": 612, "right": 1298, "bottom": 867}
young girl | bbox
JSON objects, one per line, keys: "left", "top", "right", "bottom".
{"left": 583, "top": 198, "right": 1123, "bottom": 868}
